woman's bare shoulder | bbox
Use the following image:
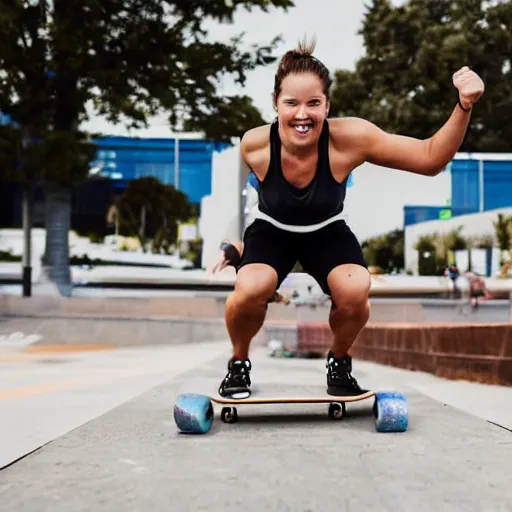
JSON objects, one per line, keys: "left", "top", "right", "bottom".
{"left": 241, "top": 124, "right": 271, "bottom": 156}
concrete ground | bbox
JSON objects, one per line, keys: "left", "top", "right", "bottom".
{"left": 0, "top": 341, "right": 228, "bottom": 469}
{"left": 1, "top": 340, "right": 512, "bottom": 511}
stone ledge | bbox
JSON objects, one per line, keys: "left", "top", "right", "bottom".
{"left": 0, "top": 295, "right": 432, "bottom": 323}
{"left": 352, "top": 323, "right": 512, "bottom": 386}
{"left": 0, "top": 295, "right": 226, "bottom": 319}
{"left": 0, "top": 316, "right": 231, "bottom": 347}
{"left": 267, "top": 321, "right": 512, "bottom": 386}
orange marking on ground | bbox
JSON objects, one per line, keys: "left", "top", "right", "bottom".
{"left": 0, "top": 381, "right": 73, "bottom": 400}
{"left": 0, "top": 353, "right": 43, "bottom": 363}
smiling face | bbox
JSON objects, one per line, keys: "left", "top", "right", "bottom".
{"left": 274, "top": 72, "right": 329, "bottom": 150}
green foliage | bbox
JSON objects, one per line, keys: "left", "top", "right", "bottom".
{"left": 412, "top": 228, "right": 499, "bottom": 275}
{"left": 88, "top": 232, "right": 105, "bottom": 244}
{"left": 493, "top": 213, "right": 512, "bottom": 267}
{"left": 0, "top": 0, "right": 295, "bottom": 186}
{"left": 428, "top": 227, "right": 470, "bottom": 274}
{"left": 493, "top": 213, "right": 512, "bottom": 252}
{"left": 472, "top": 234, "right": 495, "bottom": 249}
{"left": 443, "top": 227, "right": 468, "bottom": 252}
{"left": 183, "top": 238, "right": 204, "bottom": 269}
{"left": 183, "top": 95, "right": 270, "bottom": 143}
{"left": 414, "top": 234, "right": 438, "bottom": 275}
{"left": 362, "top": 228, "right": 404, "bottom": 273}
{"left": 431, "top": 226, "right": 467, "bottom": 266}
{"left": 330, "top": 0, "right": 512, "bottom": 151}
{"left": 0, "top": 250, "right": 21, "bottom": 262}
{"left": 0, "top": 0, "right": 295, "bottom": 292}
{"left": 113, "top": 176, "right": 192, "bottom": 252}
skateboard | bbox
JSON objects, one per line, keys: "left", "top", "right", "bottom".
{"left": 173, "top": 387, "right": 408, "bottom": 435}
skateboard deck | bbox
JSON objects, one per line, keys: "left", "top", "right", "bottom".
{"left": 209, "top": 389, "right": 377, "bottom": 405}
{"left": 174, "top": 383, "right": 408, "bottom": 435}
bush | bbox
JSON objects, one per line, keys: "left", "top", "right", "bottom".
{"left": 415, "top": 235, "right": 437, "bottom": 276}
{"left": 88, "top": 232, "right": 105, "bottom": 244}
{"left": 362, "top": 229, "right": 404, "bottom": 273}
{"left": 0, "top": 250, "right": 21, "bottom": 262}
{"left": 183, "top": 238, "right": 203, "bottom": 269}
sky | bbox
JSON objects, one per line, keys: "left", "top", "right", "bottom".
{"left": 81, "top": 0, "right": 371, "bottom": 137}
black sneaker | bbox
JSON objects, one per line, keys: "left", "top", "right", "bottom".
{"left": 326, "top": 352, "right": 368, "bottom": 396}
{"left": 218, "top": 359, "right": 252, "bottom": 399}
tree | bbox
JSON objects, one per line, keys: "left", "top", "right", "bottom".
{"left": 115, "top": 177, "right": 191, "bottom": 252}
{"left": 493, "top": 213, "right": 512, "bottom": 265}
{"left": 0, "top": 125, "right": 20, "bottom": 178}
{"left": 432, "top": 227, "right": 469, "bottom": 272}
{"left": 414, "top": 234, "right": 437, "bottom": 275}
{"left": 443, "top": 227, "right": 469, "bottom": 253}
{"left": 0, "top": 0, "right": 294, "bottom": 295}
{"left": 362, "top": 228, "right": 404, "bottom": 273}
{"left": 330, "top": 0, "right": 512, "bottom": 152}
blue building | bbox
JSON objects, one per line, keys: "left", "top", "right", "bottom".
{"left": 403, "top": 154, "right": 512, "bottom": 227}
{"left": 90, "top": 136, "right": 229, "bottom": 204}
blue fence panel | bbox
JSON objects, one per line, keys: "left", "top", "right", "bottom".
{"left": 483, "top": 161, "right": 512, "bottom": 210}
{"left": 450, "top": 160, "right": 480, "bottom": 212}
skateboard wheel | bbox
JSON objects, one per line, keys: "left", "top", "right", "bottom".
{"left": 328, "top": 402, "right": 346, "bottom": 420}
{"left": 221, "top": 406, "right": 238, "bottom": 424}
{"left": 373, "top": 391, "right": 408, "bottom": 433}
{"left": 174, "top": 393, "right": 214, "bottom": 434}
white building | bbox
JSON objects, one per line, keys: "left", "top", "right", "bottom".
{"left": 342, "top": 161, "right": 451, "bottom": 242}
{"left": 199, "top": 145, "right": 244, "bottom": 269}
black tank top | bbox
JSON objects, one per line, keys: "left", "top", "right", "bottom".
{"left": 256, "top": 120, "right": 348, "bottom": 226}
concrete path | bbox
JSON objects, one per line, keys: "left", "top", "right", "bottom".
{"left": 1, "top": 344, "right": 512, "bottom": 511}
{"left": 0, "top": 341, "right": 228, "bottom": 469}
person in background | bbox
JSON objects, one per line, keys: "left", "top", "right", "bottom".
{"left": 445, "top": 264, "right": 460, "bottom": 298}
{"left": 466, "top": 271, "right": 489, "bottom": 309}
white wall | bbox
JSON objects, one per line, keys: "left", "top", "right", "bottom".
{"left": 199, "top": 145, "right": 242, "bottom": 269}
{"left": 0, "top": 228, "right": 46, "bottom": 279}
{"left": 244, "top": 183, "right": 259, "bottom": 228}
{"left": 343, "top": 162, "right": 451, "bottom": 243}
{"left": 404, "top": 207, "right": 512, "bottom": 275}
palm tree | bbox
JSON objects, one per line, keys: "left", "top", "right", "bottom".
{"left": 493, "top": 214, "right": 512, "bottom": 266}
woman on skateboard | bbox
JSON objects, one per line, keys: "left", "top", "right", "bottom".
{"left": 214, "top": 36, "right": 484, "bottom": 399}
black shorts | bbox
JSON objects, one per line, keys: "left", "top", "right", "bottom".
{"left": 238, "top": 219, "right": 368, "bottom": 296}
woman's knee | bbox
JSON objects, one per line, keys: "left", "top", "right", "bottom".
{"left": 230, "top": 264, "right": 278, "bottom": 310}
{"left": 328, "top": 264, "right": 371, "bottom": 318}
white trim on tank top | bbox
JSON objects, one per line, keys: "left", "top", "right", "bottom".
{"left": 252, "top": 206, "right": 345, "bottom": 233}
